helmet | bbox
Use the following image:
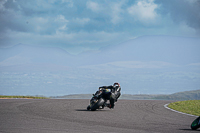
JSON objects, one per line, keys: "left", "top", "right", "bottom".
{"left": 113, "top": 82, "right": 120, "bottom": 87}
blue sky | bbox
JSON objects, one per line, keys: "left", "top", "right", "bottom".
{"left": 0, "top": 0, "right": 200, "bottom": 54}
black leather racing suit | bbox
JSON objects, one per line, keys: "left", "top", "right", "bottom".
{"left": 99, "top": 85, "right": 121, "bottom": 108}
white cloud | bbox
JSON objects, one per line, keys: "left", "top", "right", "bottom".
{"left": 86, "top": 1, "right": 124, "bottom": 24}
{"left": 0, "top": 0, "right": 7, "bottom": 11}
{"left": 57, "top": 24, "right": 68, "bottom": 31}
{"left": 35, "top": 17, "right": 49, "bottom": 24}
{"left": 184, "top": 0, "right": 198, "bottom": 4}
{"left": 54, "top": 15, "right": 69, "bottom": 33}
{"left": 84, "top": 61, "right": 177, "bottom": 69}
{"left": 2, "top": 28, "right": 132, "bottom": 54}
{"left": 110, "top": 2, "right": 124, "bottom": 24}
{"left": 74, "top": 18, "right": 90, "bottom": 25}
{"left": 55, "top": 15, "right": 69, "bottom": 23}
{"left": 178, "top": 21, "right": 196, "bottom": 36}
{"left": 127, "top": 0, "right": 159, "bottom": 23}
{"left": 1, "top": 0, "right": 199, "bottom": 53}
{"left": 86, "top": 1, "right": 100, "bottom": 12}
{"left": 61, "top": 0, "right": 73, "bottom": 7}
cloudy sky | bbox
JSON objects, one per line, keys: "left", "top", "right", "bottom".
{"left": 0, "top": 0, "right": 200, "bottom": 54}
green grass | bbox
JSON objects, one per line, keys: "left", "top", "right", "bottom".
{"left": 168, "top": 100, "right": 200, "bottom": 116}
{"left": 0, "top": 95, "right": 48, "bottom": 99}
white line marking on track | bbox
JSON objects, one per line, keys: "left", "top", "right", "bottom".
{"left": 164, "top": 103, "right": 198, "bottom": 117}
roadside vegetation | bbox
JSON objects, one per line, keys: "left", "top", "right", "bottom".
{"left": 0, "top": 95, "right": 48, "bottom": 99}
{"left": 168, "top": 100, "right": 200, "bottom": 116}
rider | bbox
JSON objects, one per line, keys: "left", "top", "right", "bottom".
{"left": 99, "top": 82, "right": 121, "bottom": 109}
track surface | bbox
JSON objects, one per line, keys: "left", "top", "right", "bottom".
{"left": 0, "top": 99, "right": 198, "bottom": 133}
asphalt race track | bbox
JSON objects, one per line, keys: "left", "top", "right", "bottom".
{"left": 0, "top": 99, "right": 198, "bottom": 133}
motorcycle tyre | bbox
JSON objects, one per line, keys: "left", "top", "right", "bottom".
{"left": 191, "top": 116, "right": 200, "bottom": 130}
{"left": 87, "top": 105, "right": 91, "bottom": 110}
{"left": 90, "top": 98, "right": 105, "bottom": 111}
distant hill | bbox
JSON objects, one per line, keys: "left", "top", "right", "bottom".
{"left": 52, "top": 94, "right": 92, "bottom": 99}
{"left": 52, "top": 89, "right": 200, "bottom": 101}
{"left": 154, "top": 89, "right": 200, "bottom": 100}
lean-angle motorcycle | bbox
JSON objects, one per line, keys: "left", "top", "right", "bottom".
{"left": 191, "top": 116, "right": 200, "bottom": 130}
{"left": 87, "top": 90, "right": 109, "bottom": 111}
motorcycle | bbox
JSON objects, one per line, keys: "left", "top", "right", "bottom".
{"left": 191, "top": 116, "right": 200, "bottom": 130}
{"left": 87, "top": 90, "right": 110, "bottom": 111}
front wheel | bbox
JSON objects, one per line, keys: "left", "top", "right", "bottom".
{"left": 191, "top": 116, "right": 200, "bottom": 130}
{"left": 90, "top": 98, "right": 105, "bottom": 111}
{"left": 87, "top": 105, "right": 91, "bottom": 110}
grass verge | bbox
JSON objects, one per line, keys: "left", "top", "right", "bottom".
{"left": 168, "top": 100, "right": 200, "bottom": 116}
{"left": 0, "top": 95, "right": 48, "bottom": 99}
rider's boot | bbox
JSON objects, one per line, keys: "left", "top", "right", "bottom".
{"left": 106, "top": 104, "right": 114, "bottom": 109}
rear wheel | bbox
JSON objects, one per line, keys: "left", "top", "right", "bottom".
{"left": 191, "top": 116, "right": 200, "bottom": 130}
